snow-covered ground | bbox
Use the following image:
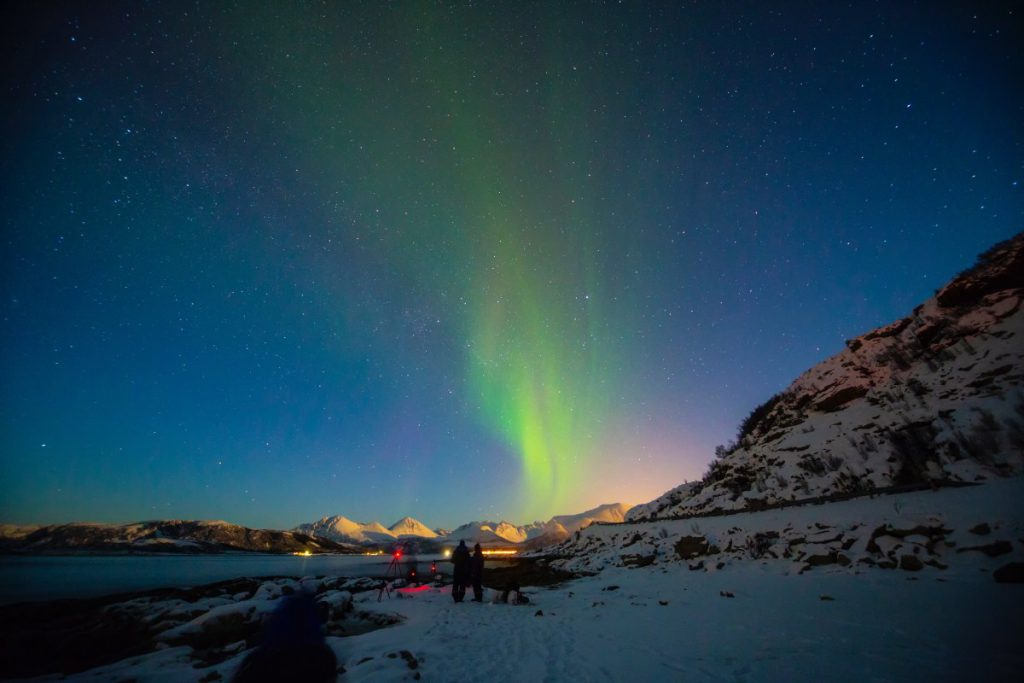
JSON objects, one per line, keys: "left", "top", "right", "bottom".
{"left": 552, "top": 477, "right": 1024, "bottom": 577}
{"left": 17, "top": 478, "right": 1021, "bottom": 682}
{"left": 346, "top": 566, "right": 1022, "bottom": 682}
{"left": 45, "top": 564, "right": 1022, "bottom": 682}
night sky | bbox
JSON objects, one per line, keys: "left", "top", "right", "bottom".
{"left": 2, "top": 2, "right": 1021, "bottom": 530}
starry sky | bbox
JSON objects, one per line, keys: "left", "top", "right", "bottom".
{"left": 2, "top": 2, "right": 1021, "bottom": 530}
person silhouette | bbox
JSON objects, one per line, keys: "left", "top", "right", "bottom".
{"left": 469, "top": 543, "right": 485, "bottom": 602}
{"left": 451, "top": 540, "right": 470, "bottom": 603}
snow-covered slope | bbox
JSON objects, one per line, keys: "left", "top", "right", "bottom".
{"left": 445, "top": 519, "right": 558, "bottom": 546}
{"left": 631, "top": 233, "right": 1024, "bottom": 521}
{"left": 388, "top": 517, "right": 438, "bottom": 538}
{"left": 445, "top": 522, "right": 512, "bottom": 546}
{"left": 293, "top": 516, "right": 397, "bottom": 544}
{"left": 552, "top": 502, "right": 632, "bottom": 533}
{"left": 551, "top": 476, "right": 1024, "bottom": 577}
{"left": 291, "top": 516, "right": 439, "bottom": 544}
{"left": 442, "top": 503, "right": 633, "bottom": 547}
{"left": 0, "top": 524, "right": 41, "bottom": 541}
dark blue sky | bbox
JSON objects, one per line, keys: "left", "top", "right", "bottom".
{"left": 2, "top": 1, "right": 1021, "bottom": 529}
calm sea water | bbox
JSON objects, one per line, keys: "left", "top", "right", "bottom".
{"left": 0, "top": 554, "right": 451, "bottom": 605}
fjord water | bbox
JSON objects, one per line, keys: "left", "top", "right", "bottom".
{"left": 0, "top": 554, "right": 435, "bottom": 605}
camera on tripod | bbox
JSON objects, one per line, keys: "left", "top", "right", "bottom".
{"left": 377, "top": 543, "right": 420, "bottom": 601}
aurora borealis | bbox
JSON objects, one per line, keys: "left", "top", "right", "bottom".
{"left": 2, "top": 2, "right": 1022, "bottom": 529}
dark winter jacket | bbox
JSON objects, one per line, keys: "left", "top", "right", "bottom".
{"left": 451, "top": 542, "right": 470, "bottom": 581}
{"left": 469, "top": 549, "right": 484, "bottom": 581}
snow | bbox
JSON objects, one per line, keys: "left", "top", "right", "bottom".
{"left": 16, "top": 478, "right": 1022, "bottom": 682}
{"left": 49, "top": 564, "right": 1021, "bottom": 681}
{"left": 630, "top": 235, "right": 1024, "bottom": 521}
{"left": 332, "top": 566, "right": 1021, "bottom": 682}
{"left": 294, "top": 516, "right": 440, "bottom": 544}
{"left": 553, "top": 476, "right": 1024, "bottom": 576}
{"left": 550, "top": 502, "right": 632, "bottom": 534}
{"left": 0, "top": 524, "right": 41, "bottom": 540}
{"left": 295, "top": 516, "right": 399, "bottom": 544}
{"left": 295, "top": 503, "right": 633, "bottom": 548}
{"left": 387, "top": 517, "right": 439, "bottom": 539}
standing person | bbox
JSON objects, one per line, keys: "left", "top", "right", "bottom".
{"left": 451, "top": 540, "right": 470, "bottom": 603}
{"left": 469, "top": 543, "right": 485, "bottom": 602}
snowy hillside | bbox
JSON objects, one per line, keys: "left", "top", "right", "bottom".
{"left": 443, "top": 503, "right": 632, "bottom": 547}
{"left": 293, "top": 516, "right": 397, "bottom": 544}
{"left": 388, "top": 517, "right": 438, "bottom": 538}
{"left": 551, "top": 502, "right": 632, "bottom": 533}
{"left": 0, "top": 520, "right": 359, "bottom": 554}
{"left": 291, "top": 516, "right": 438, "bottom": 544}
{"left": 0, "top": 524, "right": 40, "bottom": 542}
{"left": 550, "top": 477, "right": 1024, "bottom": 577}
{"left": 631, "top": 233, "right": 1024, "bottom": 521}
{"left": 447, "top": 519, "right": 556, "bottom": 546}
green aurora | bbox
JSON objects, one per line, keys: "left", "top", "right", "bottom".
{"left": 215, "top": 4, "right": 636, "bottom": 517}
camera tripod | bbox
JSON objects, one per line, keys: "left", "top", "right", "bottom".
{"left": 377, "top": 551, "right": 404, "bottom": 602}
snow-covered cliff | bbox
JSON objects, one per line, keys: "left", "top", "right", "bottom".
{"left": 630, "top": 233, "right": 1024, "bottom": 520}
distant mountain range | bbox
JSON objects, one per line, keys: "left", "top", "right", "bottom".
{"left": 629, "top": 231, "right": 1024, "bottom": 521}
{"left": 0, "top": 503, "right": 633, "bottom": 554}
{"left": 0, "top": 520, "right": 361, "bottom": 555}
{"left": 293, "top": 515, "right": 439, "bottom": 544}
{"left": 294, "top": 502, "right": 632, "bottom": 548}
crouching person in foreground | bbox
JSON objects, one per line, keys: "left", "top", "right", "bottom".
{"left": 233, "top": 593, "right": 337, "bottom": 683}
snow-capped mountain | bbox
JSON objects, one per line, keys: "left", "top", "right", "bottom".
{"left": 629, "top": 232, "right": 1024, "bottom": 521}
{"left": 446, "top": 520, "right": 555, "bottom": 546}
{"left": 388, "top": 517, "right": 438, "bottom": 538}
{"left": 292, "top": 515, "right": 438, "bottom": 543}
{"left": 293, "top": 503, "right": 633, "bottom": 548}
{"left": 445, "top": 523, "right": 511, "bottom": 546}
{"left": 293, "top": 516, "right": 396, "bottom": 544}
{"left": 552, "top": 502, "right": 632, "bottom": 533}
{"left": 443, "top": 503, "right": 633, "bottom": 547}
